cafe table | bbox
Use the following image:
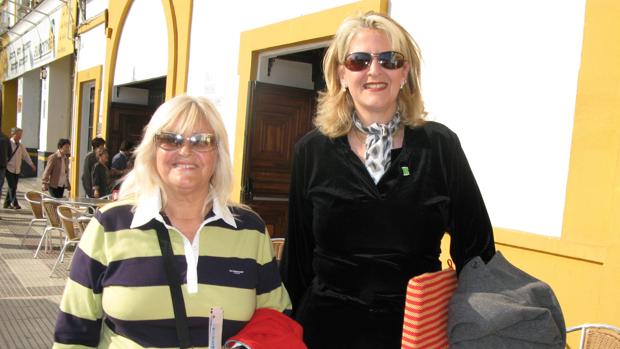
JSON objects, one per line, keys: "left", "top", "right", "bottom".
{"left": 57, "top": 197, "right": 112, "bottom": 214}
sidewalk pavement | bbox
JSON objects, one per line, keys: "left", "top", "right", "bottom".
{"left": 0, "top": 177, "right": 71, "bottom": 349}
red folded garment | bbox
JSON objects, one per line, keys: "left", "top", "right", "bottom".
{"left": 226, "top": 308, "right": 307, "bottom": 349}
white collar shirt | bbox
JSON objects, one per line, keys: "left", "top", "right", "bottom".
{"left": 130, "top": 189, "right": 237, "bottom": 294}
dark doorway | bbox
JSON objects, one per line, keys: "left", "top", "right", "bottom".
{"left": 242, "top": 47, "right": 325, "bottom": 239}
{"left": 107, "top": 77, "right": 166, "bottom": 158}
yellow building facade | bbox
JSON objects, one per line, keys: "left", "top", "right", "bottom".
{"left": 101, "top": 0, "right": 620, "bottom": 343}
{"left": 3, "top": 0, "right": 619, "bottom": 346}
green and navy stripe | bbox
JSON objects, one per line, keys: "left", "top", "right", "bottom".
{"left": 54, "top": 201, "right": 291, "bottom": 348}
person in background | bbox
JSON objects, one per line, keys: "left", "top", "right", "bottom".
{"left": 81, "top": 136, "right": 106, "bottom": 197}
{"left": 280, "top": 12, "right": 495, "bottom": 348}
{"left": 41, "top": 138, "right": 72, "bottom": 198}
{"left": 110, "top": 140, "right": 135, "bottom": 181}
{"left": 0, "top": 130, "right": 10, "bottom": 206}
{"left": 53, "top": 95, "right": 298, "bottom": 348}
{"left": 3, "top": 127, "right": 36, "bottom": 209}
{"left": 109, "top": 140, "right": 136, "bottom": 200}
{"left": 91, "top": 148, "right": 111, "bottom": 198}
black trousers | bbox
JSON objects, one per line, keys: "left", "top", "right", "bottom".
{"left": 49, "top": 186, "right": 65, "bottom": 198}
{"left": 3, "top": 171, "right": 19, "bottom": 207}
{"left": 295, "top": 288, "right": 405, "bottom": 349}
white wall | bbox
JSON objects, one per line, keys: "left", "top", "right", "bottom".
{"left": 76, "top": 24, "right": 106, "bottom": 72}
{"left": 187, "top": 0, "right": 353, "bottom": 160}
{"left": 78, "top": 0, "right": 110, "bottom": 127}
{"left": 256, "top": 58, "right": 314, "bottom": 90}
{"left": 39, "top": 71, "right": 49, "bottom": 151}
{"left": 391, "top": 0, "right": 586, "bottom": 237}
{"left": 113, "top": 0, "right": 167, "bottom": 86}
{"left": 18, "top": 71, "right": 41, "bottom": 148}
{"left": 84, "top": 0, "right": 109, "bottom": 19}
{"left": 111, "top": 86, "right": 148, "bottom": 105}
{"left": 43, "top": 56, "right": 72, "bottom": 151}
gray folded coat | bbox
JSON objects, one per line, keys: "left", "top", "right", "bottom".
{"left": 448, "top": 251, "right": 566, "bottom": 348}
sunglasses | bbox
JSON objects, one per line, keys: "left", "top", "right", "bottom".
{"left": 154, "top": 132, "right": 218, "bottom": 152}
{"left": 343, "top": 51, "right": 405, "bottom": 71}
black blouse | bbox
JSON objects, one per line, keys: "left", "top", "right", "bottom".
{"left": 281, "top": 121, "right": 495, "bottom": 314}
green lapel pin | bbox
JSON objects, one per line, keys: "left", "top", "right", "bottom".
{"left": 401, "top": 166, "right": 410, "bottom": 176}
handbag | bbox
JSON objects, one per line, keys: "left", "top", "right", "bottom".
{"left": 151, "top": 219, "right": 194, "bottom": 349}
{"left": 401, "top": 261, "right": 457, "bottom": 349}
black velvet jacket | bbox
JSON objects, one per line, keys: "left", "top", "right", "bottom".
{"left": 280, "top": 121, "right": 495, "bottom": 348}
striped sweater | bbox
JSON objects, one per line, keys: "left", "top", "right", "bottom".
{"left": 53, "top": 200, "right": 291, "bottom": 348}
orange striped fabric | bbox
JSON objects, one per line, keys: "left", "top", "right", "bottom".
{"left": 401, "top": 266, "right": 457, "bottom": 349}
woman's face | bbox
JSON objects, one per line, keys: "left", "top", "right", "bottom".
{"left": 156, "top": 117, "right": 218, "bottom": 196}
{"left": 99, "top": 152, "right": 109, "bottom": 164}
{"left": 339, "top": 28, "right": 409, "bottom": 122}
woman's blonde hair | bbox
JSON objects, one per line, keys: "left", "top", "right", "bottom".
{"left": 119, "top": 95, "right": 235, "bottom": 210}
{"left": 315, "top": 11, "right": 426, "bottom": 138}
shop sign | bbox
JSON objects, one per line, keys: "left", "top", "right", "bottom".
{"left": 2, "top": 9, "right": 61, "bottom": 81}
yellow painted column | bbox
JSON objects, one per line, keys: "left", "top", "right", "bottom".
{"left": 1, "top": 80, "right": 17, "bottom": 134}
{"left": 566, "top": 0, "right": 620, "bottom": 324}
{"left": 562, "top": 1, "right": 620, "bottom": 245}
{"left": 161, "top": 0, "right": 178, "bottom": 98}
{"left": 554, "top": 0, "right": 620, "bottom": 331}
{"left": 172, "top": 0, "right": 192, "bottom": 95}
{"left": 69, "top": 66, "right": 103, "bottom": 199}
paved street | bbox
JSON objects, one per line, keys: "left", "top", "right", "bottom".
{"left": 0, "top": 177, "right": 70, "bottom": 349}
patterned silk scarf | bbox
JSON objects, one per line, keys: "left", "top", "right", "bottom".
{"left": 352, "top": 111, "right": 401, "bottom": 184}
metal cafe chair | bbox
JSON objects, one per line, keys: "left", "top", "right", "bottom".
{"left": 567, "top": 323, "right": 620, "bottom": 349}
{"left": 21, "top": 191, "right": 50, "bottom": 246}
{"left": 34, "top": 198, "right": 65, "bottom": 258}
{"left": 50, "top": 204, "right": 90, "bottom": 276}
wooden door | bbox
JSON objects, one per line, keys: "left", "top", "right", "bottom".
{"left": 242, "top": 82, "right": 316, "bottom": 238}
{"left": 107, "top": 103, "right": 153, "bottom": 158}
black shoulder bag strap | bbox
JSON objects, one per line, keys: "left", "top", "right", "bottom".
{"left": 151, "top": 219, "right": 193, "bottom": 349}
{"left": 7, "top": 142, "right": 19, "bottom": 162}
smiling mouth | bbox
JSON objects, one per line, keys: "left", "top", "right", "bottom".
{"left": 364, "top": 82, "right": 387, "bottom": 89}
{"left": 173, "top": 163, "right": 197, "bottom": 169}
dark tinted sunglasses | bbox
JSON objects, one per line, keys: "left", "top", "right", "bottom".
{"left": 343, "top": 51, "right": 405, "bottom": 71}
{"left": 154, "top": 132, "right": 217, "bottom": 152}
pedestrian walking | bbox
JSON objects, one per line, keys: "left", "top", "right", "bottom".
{"left": 3, "top": 127, "right": 36, "bottom": 209}
{"left": 41, "top": 138, "right": 72, "bottom": 198}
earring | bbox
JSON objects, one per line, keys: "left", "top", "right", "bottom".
{"left": 341, "top": 83, "right": 348, "bottom": 92}
{"left": 400, "top": 80, "right": 406, "bottom": 90}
